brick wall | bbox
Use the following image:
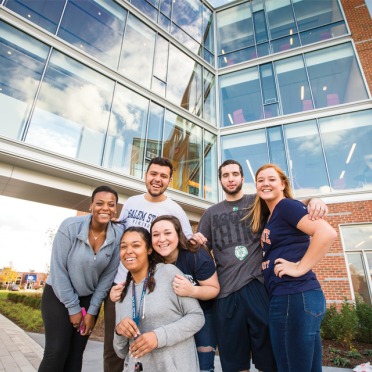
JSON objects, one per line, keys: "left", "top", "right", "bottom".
{"left": 314, "top": 199, "right": 372, "bottom": 305}
{"left": 341, "top": 0, "right": 372, "bottom": 93}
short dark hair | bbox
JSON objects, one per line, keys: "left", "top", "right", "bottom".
{"left": 218, "top": 160, "right": 244, "bottom": 180}
{"left": 147, "top": 157, "right": 173, "bottom": 178}
{"left": 91, "top": 185, "right": 118, "bottom": 203}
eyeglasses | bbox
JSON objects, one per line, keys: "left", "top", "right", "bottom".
{"left": 134, "top": 361, "right": 143, "bottom": 371}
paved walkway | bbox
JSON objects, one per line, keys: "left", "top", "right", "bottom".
{"left": 0, "top": 313, "right": 354, "bottom": 372}
{"left": 0, "top": 314, "right": 43, "bottom": 371}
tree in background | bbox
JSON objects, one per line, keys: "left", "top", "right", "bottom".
{"left": 0, "top": 267, "right": 18, "bottom": 289}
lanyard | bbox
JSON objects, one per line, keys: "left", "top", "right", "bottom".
{"left": 132, "top": 274, "right": 149, "bottom": 327}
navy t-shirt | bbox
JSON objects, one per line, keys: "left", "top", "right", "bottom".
{"left": 175, "top": 248, "right": 216, "bottom": 311}
{"left": 261, "top": 198, "right": 320, "bottom": 298}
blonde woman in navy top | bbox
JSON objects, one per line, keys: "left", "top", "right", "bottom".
{"left": 246, "top": 164, "right": 337, "bottom": 372}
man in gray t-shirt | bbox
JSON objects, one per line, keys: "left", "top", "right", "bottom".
{"left": 198, "top": 159, "right": 327, "bottom": 372}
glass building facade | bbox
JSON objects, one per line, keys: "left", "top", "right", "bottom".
{"left": 0, "top": 0, "right": 371, "bottom": 203}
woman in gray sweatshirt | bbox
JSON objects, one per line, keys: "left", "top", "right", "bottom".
{"left": 114, "top": 226, "right": 205, "bottom": 372}
{"left": 39, "top": 186, "right": 122, "bottom": 372}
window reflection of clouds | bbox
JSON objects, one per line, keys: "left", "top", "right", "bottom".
{"left": 26, "top": 111, "right": 82, "bottom": 158}
{"left": 172, "top": 0, "right": 202, "bottom": 43}
{"left": 320, "top": 111, "right": 372, "bottom": 191}
{"left": 26, "top": 50, "right": 114, "bottom": 163}
{"left": 0, "top": 22, "right": 49, "bottom": 139}
{"left": 58, "top": 0, "right": 127, "bottom": 69}
{"left": 104, "top": 84, "right": 149, "bottom": 176}
{"left": 284, "top": 121, "right": 329, "bottom": 195}
{"left": 119, "top": 15, "right": 155, "bottom": 89}
{"left": 167, "top": 45, "right": 202, "bottom": 113}
{"left": 4, "top": 0, "right": 65, "bottom": 34}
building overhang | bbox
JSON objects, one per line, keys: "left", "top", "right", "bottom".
{"left": 0, "top": 137, "right": 213, "bottom": 221}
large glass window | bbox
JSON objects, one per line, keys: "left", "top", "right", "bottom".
{"left": 129, "top": 0, "right": 214, "bottom": 66}
{"left": 119, "top": 15, "right": 155, "bottom": 89}
{"left": 4, "top": 0, "right": 65, "bottom": 34}
{"left": 220, "top": 68, "right": 263, "bottom": 126}
{"left": 284, "top": 120, "right": 329, "bottom": 196}
{"left": 266, "top": 0, "right": 296, "bottom": 39}
{"left": 221, "top": 130, "right": 269, "bottom": 193}
{"left": 216, "top": 2, "right": 253, "bottom": 67}
{"left": 219, "top": 43, "right": 369, "bottom": 126}
{"left": 25, "top": 50, "right": 115, "bottom": 165}
{"left": 306, "top": 44, "right": 369, "bottom": 109}
{"left": 104, "top": 84, "right": 149, "bottom": 178}
{"left": 167, "top": 45, "right": 202, "bottom": 116}
{"left": 0, "top": 22, "right": 49, "bottom": 140}
{"left": 163, "top": 111, "right": 203, "bottom": 197}
{"left": 294, "top": 0, "right": 343, "bottom": 32}
{"left": 172, "top": 0, "right": 201, "bottom": 44}
{"left": 275, "top": 55, "right": 312, "bottom": 115}
{"left": 131, "top": 0, "right": 158, "bottom": 22}
{"left": 341, "top": 224, "right": 372, "bottom": 305}
{"left": 320, "top": 110, "right": 372, "bottom": 192}
{"left": 216, "top": 0, "right": 348, "bottom": 67}
{"left": 220, "top": 109, "right": 372, "bottom": 197}
{"left": 57, "top": 0, "right": 127, "bottom": 69}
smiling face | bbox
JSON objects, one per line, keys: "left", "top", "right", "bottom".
{"left": 151, "top": 219, "right": 179, "bottom": 263}
{"left": 256, "top": 167, "right": 285, "bottom": 205}
{"left": 144, "top": 163, "right": 172, "bottom": 200}
{"left": 90, "top": 191, "right": 117, "bottom": 226}
{"left": 120, "top": 231, "right": 152, "bottom": 280}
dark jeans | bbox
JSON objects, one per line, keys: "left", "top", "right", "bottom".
{"left": 194, "top": 306, "right": 217, "bottom": 372}
{"left": 38, "top": 284, "right": 93, "bottom": 372}
{"left": 269, "top": 289, "right": 326, "bottom": 372}
{"left": 214, "top": 280, "right": 276, "bottom": 372}
{"left": 103, "top": 288, "right": 124, "bottom": 372}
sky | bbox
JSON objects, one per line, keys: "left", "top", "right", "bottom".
{"left": 0, "top": 195, "right": 76, "bottom": 273}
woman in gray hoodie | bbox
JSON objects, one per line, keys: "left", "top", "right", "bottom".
{"left": 114, "top": 226, "right": 204, "bottom": 372}
{"left": 39, "top": 186, "right": 122, "bottom": 372}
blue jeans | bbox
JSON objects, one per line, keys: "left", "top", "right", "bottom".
{"left": 269, "top": 289, "right": 326, "bottom": 372}
{"left": 194, "top": 306, "right": 217, "bottom": 372}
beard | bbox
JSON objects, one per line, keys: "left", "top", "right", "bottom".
{"left": 221, "top": 180, "right": 243, "bottom": 195}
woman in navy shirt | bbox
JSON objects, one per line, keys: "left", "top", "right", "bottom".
{"left": 247, "top": 164, "right": 337, "bottom": 372}
{"left": 150, "top": 215, "right": 220, "bottom": 372}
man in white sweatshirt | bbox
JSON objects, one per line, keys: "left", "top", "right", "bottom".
{"left": 104, "top": 156, "right": 205, "bottom": 372}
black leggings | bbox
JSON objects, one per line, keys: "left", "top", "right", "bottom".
{"left": 38, "top": 284, "right": 93, "bottom": 372}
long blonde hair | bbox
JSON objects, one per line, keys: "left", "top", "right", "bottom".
{"left": 245, "top": 164, "right": 294, "bottom": 233}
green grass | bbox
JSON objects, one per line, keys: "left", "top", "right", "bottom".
{"left": 0, "top": 290, "right": 43, "bottom": 332}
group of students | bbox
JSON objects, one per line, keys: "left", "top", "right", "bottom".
{"left": 38, "top": 157, "right": 337, "bottom": 372}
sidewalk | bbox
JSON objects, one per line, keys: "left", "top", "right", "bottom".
{"left": 0, "top": 313, "right": 353, "bottom": 372}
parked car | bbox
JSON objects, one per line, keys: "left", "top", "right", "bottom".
{"left": 9, "top": 284, "right": 20, "bottom": 291}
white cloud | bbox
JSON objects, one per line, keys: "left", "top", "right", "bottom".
{"left": 0, "top": 196, "right": 76, "bottom": 273}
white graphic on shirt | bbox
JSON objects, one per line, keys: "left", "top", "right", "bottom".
{"left": 235, "top": 245, "right": 248, "bottom": 261}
